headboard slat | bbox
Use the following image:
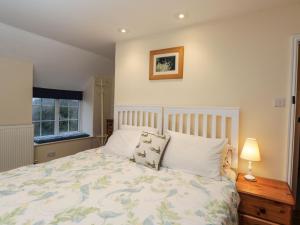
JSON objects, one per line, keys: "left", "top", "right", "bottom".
{"left": 186, "top": 114, "right": 191, "bottom": 135}
{"left": 134, "top": 111, "right": 138, "bottom": 126}
{"left": 221, "top": 116, "right": 226, "bottom": 139}
{"left": 151, "top": 112, "right": 155, "bottom": 127}
{"left": 114, "top": 105, "right": 163, "bottom": 134}
{"left": 129, "top": 111, "right": 132, "bottom": 125}
{"left": 145, "top": 112, "right": 149, "bottom": 127}
{"left": 171, "top": 114, "right": 176, "bottom": 131}
{"left": 119, "top": 112, "right": 123, "bottom": 127}
{"left": 179, "top": 114, "right": 183, "bottom": 133}
{"left": 194, "top": 114, "right": 199, "bottom": 136}
{"left": 212, "top": 114, "right": 216, "bottom": 138}
{"left": 124, "top": 111, "right": 127, "bottom": 125}
{"left": 203, "top": 114, "right": 207, "bottom": 138}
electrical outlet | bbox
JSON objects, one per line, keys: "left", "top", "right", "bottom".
{"left": 273, "top": 98, "right": 286, "bottom": 108}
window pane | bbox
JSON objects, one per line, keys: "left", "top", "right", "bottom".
{"left": 59, "top": 99, "right": 69, "bottom": 107}
{"left": 59, "top": 121, "right": 68, "bottom": 133}
{"left": 69, "top": 120, "right": 78, "bottom": 132}
{"left": 32, "top": 98, "right": 41, "bottom": 105}
{"left": 59, "top": 107, "right": 68, "bottom": 120}
{"left": 41, "top": 121, "right": 54, "bottom": 136}
{"left": 32, "top": 105, "right": 41, "bottom": 121}
{"left": 42, "top": 106, "right": 55, "bottom": 120}
{"left": 69, "top": 100, "right": 79, "bottom": 107}
{"left": 33, "top": 122, "right": 40, "bottom": 137}
{"left": 69, "top": 107, "right": 78, "bottom": 119}
{"left": 32, "top": 98, "right": 81, "bottom": 136}
{"left": 42, "top": 98, "right": 55, "bottom": 106}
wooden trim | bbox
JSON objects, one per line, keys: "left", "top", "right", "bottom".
{"left": 149, "top": 46, "right": 184, "bottom": 80}
{"left": 288, "top": 34, "right": 300, "bottom": 187}
{"left": 292, "top": 43, "right": 300, "bottom": 200}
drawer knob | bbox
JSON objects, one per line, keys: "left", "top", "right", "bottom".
{"left": 258, "top": 207, "right": 266, "bottom": 214}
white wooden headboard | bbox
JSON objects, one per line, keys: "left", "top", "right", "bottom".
{"left": 114, "top": 105, "right": 163, "bottom": 134}
{"left": 113, "top": 105, "right": 239, "bottom": 168}
{"left": 163, "top": 106, "right": 240, "bottom": 169}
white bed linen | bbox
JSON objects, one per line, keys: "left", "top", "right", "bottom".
{"left": 0, "top": 148, "right": 239, "bottom": 225}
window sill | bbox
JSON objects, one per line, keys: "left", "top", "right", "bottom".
{"left": 34, "top": 132, "right": 90, "bottom": 145}
{"left": 34, "top": 136, "right": 95, "bottom": 146}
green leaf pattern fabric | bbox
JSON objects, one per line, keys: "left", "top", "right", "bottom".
{"left": 0, "top": 148, "right": 239, "bottom": 225}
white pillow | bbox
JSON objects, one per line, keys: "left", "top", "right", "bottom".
{"left": 120, "top": 125, "right": 159, "bottom": 134}
{"left": 103, "top": 129, "right": 141, "bottom": 158}
{"left": 162, "top": 131, "right": 227, "bottom": 179}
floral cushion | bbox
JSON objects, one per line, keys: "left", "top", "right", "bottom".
{"left": 131, "top": 131, "right": 170, "bottom": 170}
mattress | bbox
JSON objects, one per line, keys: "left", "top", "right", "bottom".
{"left": 0, "top": 148, "right": 239, "bottom": 225}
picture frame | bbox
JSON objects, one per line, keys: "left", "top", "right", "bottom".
{"left": 149, "top": 46, "right": 184, "bottom": 80}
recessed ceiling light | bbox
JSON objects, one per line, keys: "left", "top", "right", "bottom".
{"left": 119, "top": 28, "right": 127, "bottom": 33}
{"left": 178, "top": 13, "right": 185, "bottom": 19}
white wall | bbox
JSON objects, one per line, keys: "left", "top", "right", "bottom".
{"left": 115, "top": 4, "right": 300, "bottom": 181}
{"left": 0, "top": 22, "right": 114, "bottom": 91}
{"left": 81, "top": 77, "right": 95, "bottom": 135}
{"left": 0, "top": 57, "right": 33, "bottom": 125}
{"left": 0, "top": 22, "right": 115, "bottom": 135}
{"left": 0, "top": 23, "right": 114, "bottom": 163}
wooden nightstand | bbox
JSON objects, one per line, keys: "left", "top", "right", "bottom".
{"left": 237, "top": 174, "right": 295, "bottom": 225}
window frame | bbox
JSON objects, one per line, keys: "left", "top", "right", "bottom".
{"left": 32, "top": 98, "right": 81, "bottom": 137}
{"left": 57, "top": 99, "right": 81, "bottom": 134}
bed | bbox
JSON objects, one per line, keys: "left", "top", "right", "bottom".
{"left": 0, "top": 105, "right": 240, "bottom": 225}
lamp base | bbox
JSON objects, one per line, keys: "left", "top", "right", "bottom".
{"left": 244, "top": 174, "right": 256, "bottom": 182}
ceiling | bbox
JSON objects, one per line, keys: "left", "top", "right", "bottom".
{"left": 0, "top": 0, "right": 299, "bottom": 59}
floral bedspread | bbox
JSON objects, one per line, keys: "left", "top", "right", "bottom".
{"left": 0, "top": 148, "right": 239, "bottom": 225}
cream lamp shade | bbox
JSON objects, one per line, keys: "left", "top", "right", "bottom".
{"left": 240, "top": 138, "right": 261, "bottom": 162}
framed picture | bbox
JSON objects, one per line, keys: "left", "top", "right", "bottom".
{"left": 149, "top": 46, "right": 184, "bottom": 80}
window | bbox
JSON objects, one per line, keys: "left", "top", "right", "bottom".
{"left": 32, "top": 98, "right": 80, "bottom": 137}
{"left": 59, "top": 99, "right": 79, "bottom": 133}
{"left": 32, "top": 98, "right": 55, "bottom": 137}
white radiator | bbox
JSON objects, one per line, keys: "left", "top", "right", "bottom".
{"left": 0, "top": 124, "right": 34, "bottom": 172}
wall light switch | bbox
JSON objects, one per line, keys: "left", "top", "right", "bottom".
{"left": 273, "top": 97, "right": 286, "bottom": 108}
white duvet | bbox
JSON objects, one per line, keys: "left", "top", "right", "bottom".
{"left": 0, "top": 148, "right": 239, "bottom": 225}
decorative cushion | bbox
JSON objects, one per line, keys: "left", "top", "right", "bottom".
{"left": 130, "top": 131, "right": 170, "bottom": 170}
{"left": 221, "top": 145, "right": 237, "bottom": 181}
{"left": 221, "top": 144, "right": 232, "bottom": 170}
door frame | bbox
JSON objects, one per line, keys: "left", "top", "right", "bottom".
{"left": 287, "top": 34, "right": 300, "bottom": 188}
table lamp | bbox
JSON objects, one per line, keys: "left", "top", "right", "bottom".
{"left": 240, "top": 138, "right": 261, "bottom": 181}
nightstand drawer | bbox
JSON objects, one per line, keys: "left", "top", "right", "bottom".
{"left": 239, "top": 214, "right": 279, "bottom": 225}
{"left": 239, "top": 193, "right": 292, "bottom": 224}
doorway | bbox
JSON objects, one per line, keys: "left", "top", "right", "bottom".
{"left": 291, "top": 40, "right": 300, "bottom": 223}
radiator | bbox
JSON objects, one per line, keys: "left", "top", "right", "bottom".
{"left": 0, "top": 124, "right": 34, "bottom": 172}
